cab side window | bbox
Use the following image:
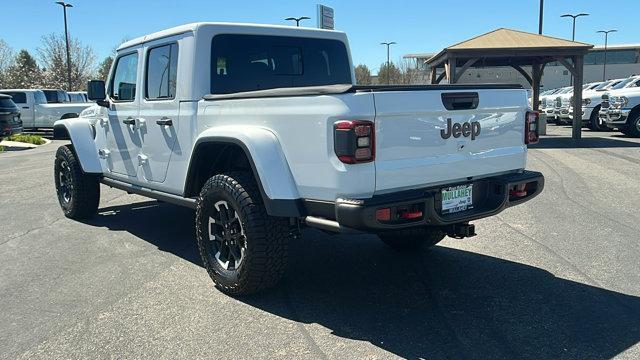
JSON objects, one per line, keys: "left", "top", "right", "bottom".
{"left": 0, "top": 92, "right": 26, "bottom": 104}
{"left": 110, "top": 52, "right": 139, "bottom": 102}
{"left": 146, "top": 43, "right": 178, "bottom": 100}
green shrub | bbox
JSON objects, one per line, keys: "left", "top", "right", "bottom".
{"left": 6, "top": 134, "right": 46, "bottom": 145}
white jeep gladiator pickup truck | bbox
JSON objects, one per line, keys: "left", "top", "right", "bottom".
{"left": 52, "top": 23, "right": 544, "bottom": 295}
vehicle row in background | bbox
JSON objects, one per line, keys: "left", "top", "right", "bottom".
{"left": 0, "top": 89, "right": 92, "bottom": 130}
{"left": 539, "top": 75, "right": 640, "bottom": 136}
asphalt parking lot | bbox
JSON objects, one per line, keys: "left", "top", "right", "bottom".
{"left": 1, "top": 125, "right": 640, "bottom": 359}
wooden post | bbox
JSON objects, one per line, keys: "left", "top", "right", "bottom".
{"left": 430, "top": 66, "right": 437, "bottom": 84}
{"left": 572, "top": 55, "right": 584, "bottom": 140}
{"left": 532, "top": 61, "right": 541, "bottom": 111}
{"left": 449, "top": 58, "right": 457, "bottom": 84}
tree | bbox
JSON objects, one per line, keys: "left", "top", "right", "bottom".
{"left": 4, "top": 50, "right": 42, "bottom": 89}
{"left": 38, "top": 33, "right": 96, "bottom": 91}
{"left": 96, "top": 56, "right": 113, "bottom": 81}
{"left": 377, "top": 62, "right": 403, "bottom": 85}
{"left": 355, "top": 64, "right": 372, "bottom": 85}
{"left": 0, "top": 39, "right": 15, "bottom": 88}
{"left": 397, "top": 59, "right": 424, "bottom": 85}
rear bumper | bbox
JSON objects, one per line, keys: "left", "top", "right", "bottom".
{"left": 308, "top": 171, "right": 544, "bottom": 233}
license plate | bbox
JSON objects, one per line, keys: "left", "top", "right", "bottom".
{"left": 441, "top": 184, "right": 473, "bottom": 214}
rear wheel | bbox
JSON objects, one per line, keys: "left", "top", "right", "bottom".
{"left": 378, "top": 228, "right": 446, "bottom": 252}
{"left": 195, "top": 172, "right": 291, "bottom": 296}
{"left": 54, "top": 145, "right": 100, "bottom": 219}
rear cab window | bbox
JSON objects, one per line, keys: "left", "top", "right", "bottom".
{"left": 211, "top": 34, "right": 352, "bottom": 94}
{"left": 109, "top": 52, "right": 139, "bottom": 102}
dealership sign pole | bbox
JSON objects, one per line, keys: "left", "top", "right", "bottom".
{"left": 317, "top": 4, "right": 334, "bottom": 30}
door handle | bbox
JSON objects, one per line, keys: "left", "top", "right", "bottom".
{"left": 156, "top": 117, "right": 173, "bottom": 126}
{"left": 22, "top": 106, "right": 29, "bottom": 109}
{"left": 122, "top": 117, "right": 136, "bottom": 125}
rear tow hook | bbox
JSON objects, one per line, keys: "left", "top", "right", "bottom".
{"left": 445, "top": 223, "right": 476, "bottom": 239}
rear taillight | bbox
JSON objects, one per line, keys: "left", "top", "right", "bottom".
{"left": 334, "top": 120, "right": 375, "bottom": 164}
{"left": 525, "top": 111, "right": 539, "bottom": 145}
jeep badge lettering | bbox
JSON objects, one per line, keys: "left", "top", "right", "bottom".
{"left": 441, "top": 118, "right": 481, "bottom": 140}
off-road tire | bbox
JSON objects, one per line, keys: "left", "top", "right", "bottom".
{"left": 54, "top": 145, "right": 100, "bottom": 219}
{"left": 195, "top": 171, "right": 291, "bottom": 296}
{"left": 378, "top": 228, "right": 446, "bottom": 252}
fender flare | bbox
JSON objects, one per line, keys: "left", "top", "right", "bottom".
{"left": 53, "top": 118, "right": 102, "bottom": 174}
{"left": 188, "top": 126, "right": 304, "bottom": 217}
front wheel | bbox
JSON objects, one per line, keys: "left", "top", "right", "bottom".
{"left": 54, "top": 145, "right": 100, "bottom": 219}
{"left": 625, "top": 113, "right": 640, "bottom": 137}
{"left": 195, "top": 172, "right": 291, "bottom": 296}
{"left": 589, "top": 106, "right": 607, "bottom": 131}
{"left": 378, "top": 228, "right": 446, "bottom": 252}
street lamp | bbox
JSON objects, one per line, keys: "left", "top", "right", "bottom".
{"left": 55, "top": 1, "right": 73, "bottom": 91}
{"left": 560, "top": 13, "right": 589, "bottom": 41}
{"left": 285, "top": 16, "right": 310, "bottom": 27}
{"left": 561, "top": 13, "right": 588, "bottom": 85}
{"left": 597, "top": 29, "right": 618, "bottom": 81}
{"left": 380, "top": 42, "right": 396, "bottom": 85}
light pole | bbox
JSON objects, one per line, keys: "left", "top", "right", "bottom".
{"left": 597, "top": 29, "right": 617, "bottom": 81}
{"left": 561, "top": 13, "right": 589, "bottom": 41}
{"left": 561, "top": 13, "right": 588, "bottom": 85}
{"left": 538, "top": 0, "right": 544, "bottom": 34}
{"left": 380, "top": 42, "right": 396, "bottom": 85}
{"left": 55, "top": 1, "right": 73, "bottom": 91}
{"left": 285, "top": 16, "right": 310, "bottom": 27}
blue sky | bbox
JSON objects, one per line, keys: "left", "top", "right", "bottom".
{"left": 1, "top": 0, "right": 639, "bottom": 74}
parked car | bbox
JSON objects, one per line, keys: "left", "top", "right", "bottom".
{"left": 0, "top": 94, "right": 22, "bottom": 138}
{"left": 52, "top": 22, "right": 544, "bottom": 296}
{"left": 0, "top": 89, "right": 93, "bottom": 130}
{"left": 583, "top": 76, "right": 640, "bottom": 130}
{"left": 552, "top": 87, "right": 575, "bottom": 125}
{"left": 540, "top": 88, "right": 566, "bottom": 122}
{"left": 68, "top": 91, "right": 88, "bottom": 103}
{"left": 600, "top": 85, "right": 640, "bottom": 137}
{"left": 554, "top": 79, "right": 624, "bottom": 126}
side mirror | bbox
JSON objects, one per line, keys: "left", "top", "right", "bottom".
{"left": 87, "top": 80, "right": 108, "bottom": 107}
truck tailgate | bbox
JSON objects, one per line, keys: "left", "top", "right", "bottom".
{"left": 373, "top": 88, "right": 528, "bottom": 193}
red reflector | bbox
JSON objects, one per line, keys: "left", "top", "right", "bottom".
{"left": 399, "top": 210, "right": 423, "bottom": 219}
{"left": 354, "top": 147, "right": 371, "bottom": 160}
{"left": 376, "top": 208, "right": 391, "bottom": 221}
{"left": 509, "top": 184, "right": 527, "bottom": 198}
